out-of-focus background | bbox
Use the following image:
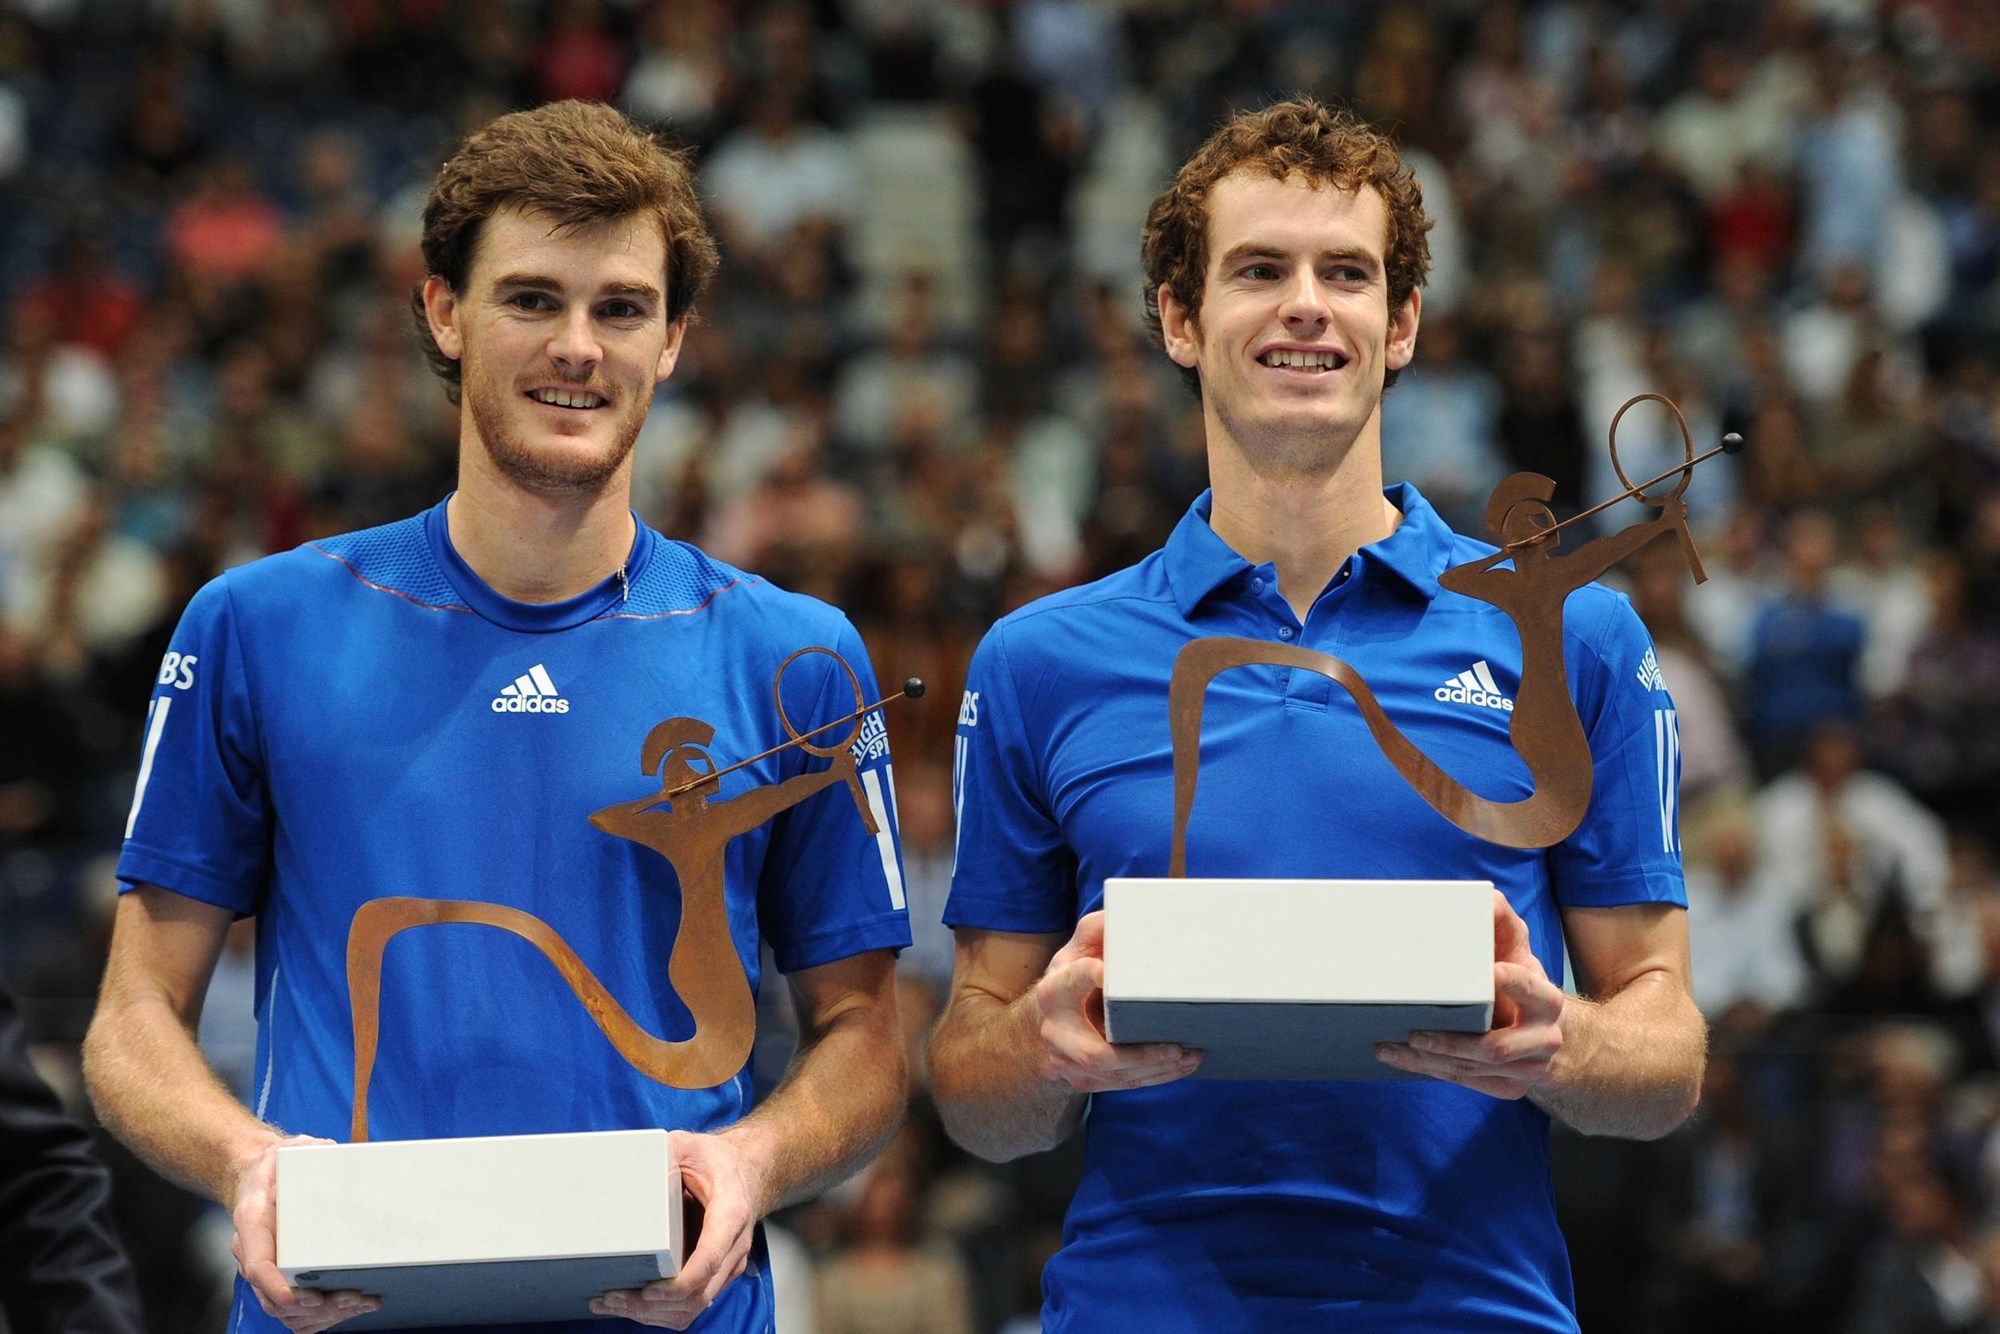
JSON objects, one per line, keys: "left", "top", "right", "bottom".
{"left": 2, "top": 0, "right": 1999, "bottom": 1330}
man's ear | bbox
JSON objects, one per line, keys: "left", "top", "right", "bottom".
{"left": 1158, "top": 283, "right": 1200, "bottom": 371}
{"left": 656, "top": 317, "right": 687, "bottom": 383}
{"left": 1386, "top": 286, "right": 1421, "bottom": 372}
{"left": 422, "top": 275, "right": 463, "bottom": 362}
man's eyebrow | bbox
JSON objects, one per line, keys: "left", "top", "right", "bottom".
{"left": 1214, "top": 243, "right": 1382, "bottom": 268}
{"left": 489, "top": 273, "right": 562, "bottom": 293}
{"left": 1216, "top": 243, "right": 1288, "bottom": 267}
{"left": 488, "top": 274, "right": 663, "bottom": 302}
{"left": 599, "top": 280, "right": 663, "bottom": 302}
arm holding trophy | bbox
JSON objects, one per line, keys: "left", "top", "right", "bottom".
{"left": 1375, "top": 890, "right": 1704, "bottom": 1138}
{"left": 930, "top": 914, "right": 1198, "bottom": 1163}
{"left": 86, "top": 889, "right": 366, "bottom": 1334}
{"left": 595, "top": 948, "right": 905, "bottom": 1328}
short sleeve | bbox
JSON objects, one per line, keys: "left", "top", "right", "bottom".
{"left": 115, "top": 575, "right": 269, "bottom": 914}
{"left": 756, "top": 618, "right": 913, "bottom": 973}
{"left": 942, "top": 623, "right": 1077, "bottom": 935}
{"left": 1545, "top": 595, "right": 1689, "bottom": 909}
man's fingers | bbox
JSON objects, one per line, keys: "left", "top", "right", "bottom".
{"left": 1064, "top": 1050, "right": 1202, "bottom": 1092}
{"left": 1040, "top": 1002, "right": 1196, "bottom": 1082}
{"left": 1490, "top": 890, "right": 1535, "bottom": 965}
{"left": 1063, "top": 910, "right": 1107, "bottom": 959}
{"left": 279, "top": 1303, "right": 378, "bottom": 1334}
{"left": 598, "top": 1284, "right": 699, "bottom": 1328}
{"left": 1039, "top": 953, "right": 1199, "bottom": 1090}
{"left": 1377, "top": 1041, "right": 1536, "bottom": 1092}
{"left": 325, "top": 1292, "right": 381, "bottom": 1321}
{"left": 700, "top": 1240, "right": 750, "bottom": 1307}
{"left": 1039, "top": 954, "right": 1104, "bottom": 1016}
{"left": 241, "top": 1254, "right": 304, "bottom": 1313}
{"left": 1035, "top": 919, "right": 1200, "bottom": 1094}
{"left": 235, "top": 1135, "right": 371, "bottom": 1331}
{"left": 1495, "top": 961, "right": 1564, "bottom": 1020}
{"left": 1405, "top": 1024, "right": 1558, "bottom": 1068}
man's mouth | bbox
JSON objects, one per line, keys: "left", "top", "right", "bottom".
{"left": 1256, "top": 348, "right": 1350, "bottom": 373}
{"left": 526, "top": 387, "right": 608, "bottom": 410}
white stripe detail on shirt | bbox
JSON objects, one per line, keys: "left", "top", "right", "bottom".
{"left": 860, "top": 766, "right": 906, "bottom": 910}
{"left": 125, "top": 695, "right": 173, "bottom": 840}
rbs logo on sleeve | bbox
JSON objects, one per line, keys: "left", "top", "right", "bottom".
{"left": 958, "top": 690, "right": 980, "bottom": 728}
{"left": 156, "top": 652, "right": 198, "bottom": 690}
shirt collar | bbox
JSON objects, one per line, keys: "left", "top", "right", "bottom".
{"left": 425, "top": 494, "right": 654, "bottom": 632}
{"left": 1164, "top": 482, "right": 1455, "bottom": 618}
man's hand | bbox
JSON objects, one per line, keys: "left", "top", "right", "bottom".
{"left": 1375, "top": 890, "right": 1564, "bottom": 1098}
{"left": 1033, "top": 910, "right": 1201, "bottom": 1094}
{"left": 231, "top": 1135, "right": 381, "bottom": 1333}
{"left": 591, "top": 1129, "right": 770, "bottom": 1329}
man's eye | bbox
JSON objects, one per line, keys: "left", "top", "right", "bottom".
{"left": 601, "top": 301, "right": 642, "bottom": 319}
{"left": 1243, "top": 264, "right": 1279, "bottom": 280}
{"left": 510, "top": 292, "right": 554, "bottom": 310}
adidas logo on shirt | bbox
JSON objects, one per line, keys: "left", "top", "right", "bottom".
{"left": 492, "top": 663, "right": 571, "bottom": 714}
{"left": 1435, "top": 660, "right": 1515, "bottom": 712}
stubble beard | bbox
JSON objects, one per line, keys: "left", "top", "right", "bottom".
{"left": 467, "top": 380, "right": 648, "bottom": 498}
{"left": 1212, "top": 383, "right": 1366, "bottom": 481}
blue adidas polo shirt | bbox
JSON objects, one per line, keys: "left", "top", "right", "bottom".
{"left": 119, "top": 498, "right": 911, "bottom": 1334}
{"left": 946, "top": 483, "right": 1685, "bottom": 1333}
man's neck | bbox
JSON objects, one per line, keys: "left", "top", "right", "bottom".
{"left": 1206, "top": 423, "right": 1402, "bottom": 622}
{"left": 446, "top": 458, "right": 636, "bottom": 605}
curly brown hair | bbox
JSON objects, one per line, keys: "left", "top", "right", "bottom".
{"left": 411, "top": 100, "right": 720, "bottom": 404}
{"left": 1140, "top": 99, "right": 1433, "bottom": 395}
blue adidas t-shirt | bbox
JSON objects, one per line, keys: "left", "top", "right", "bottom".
{"left": 119, "top": 499, "right": 912, "bottom": 1334}
{"left": 946, "top": 484, "right": 1686, "bottom": 1333}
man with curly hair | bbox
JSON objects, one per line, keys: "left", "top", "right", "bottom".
{"left": 84, "top": 101, "right": 911, "bottom": 1334}
{"left": 929, "top": 98, "right": 1704, "bottom": 1331}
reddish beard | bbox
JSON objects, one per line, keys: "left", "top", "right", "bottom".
{"left": 467, "top": 377, "right": 648, "bottom": 496}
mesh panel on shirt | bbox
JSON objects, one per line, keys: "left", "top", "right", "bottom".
{"left": 620, "top": 539, "right": 751, "bottom": 617}
{"left": 311, "top": 518, "right": 467, "bottom": 610}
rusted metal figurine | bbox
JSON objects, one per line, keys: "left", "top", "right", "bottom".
{"left": 344, "top": 649, "right": 923, "bottom": 1142}
{"left": 1168, "top": 393, "right": 1743, "bottom": 873}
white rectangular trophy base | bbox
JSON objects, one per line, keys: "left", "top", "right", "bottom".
{"left": 1102, "top": 878, "right": 1496, "bottom": 1080}
{"left": 276, "top": 1128, "right": 680, "bottom": 1328}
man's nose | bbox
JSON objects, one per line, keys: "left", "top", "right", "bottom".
{"left": 1279, "top": 272, "right": 1331, "bottom": 327}
{"left": 548, "top": 308, "right": 601, "bottom": 375}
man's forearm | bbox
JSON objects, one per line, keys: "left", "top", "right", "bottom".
{"left": 718, "top": 999, "right": 907, "bottom": 1215}
{"left": 927, "top": 988, "right": 1085, "bottom": 1163}
{"left": 82, "top": 990, "right": 277, "bottom": 1207}
{"left": 1529, "top": 972, "right": 1706, "bottom": 1140}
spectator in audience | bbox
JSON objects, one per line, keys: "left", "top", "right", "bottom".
{"left": 1684, "top": 815, "right": 1805, "bottom": 1024}
{"left": 1379, "top": 313, "right": 1505, "bottom": 533}
{"left": 1758, "top": 722, "right": 1950, "bottom": 935}
{"left": 1831, "top": 503, "right": 1933, "bottom": 702}
{"left": 1880, "top": 552, "right": 2000, "bottom": 836}
{"left": 814, "top": 1128, "right": 977, "bottom": 1334}
{"left": 1743, "top": 510, "right": 1867, "bottom": 774}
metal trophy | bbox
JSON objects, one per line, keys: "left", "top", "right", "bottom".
{"left": 1102, "top": 395, "right": 1740, "bottom": 1078}
{"left": 276, "top": 647, "right": 922, "bottom": 1327}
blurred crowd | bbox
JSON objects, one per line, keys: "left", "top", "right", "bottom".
{"left": 4, "top": 0, "right": 2000, "bottom": 1330}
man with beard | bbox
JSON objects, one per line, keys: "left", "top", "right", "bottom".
{"left": 83, "top": 102, "right": 911, "bottom": 1334}
{"left": 928, "top": 99, "right": 1704, "bottom": 1331}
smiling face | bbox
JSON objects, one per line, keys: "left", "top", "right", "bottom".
{"left": 423, "top": 206, "right": 683, "bottom": 498}
{"left": 1159, "top": 171, "right": 1419, "bottom": 477}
